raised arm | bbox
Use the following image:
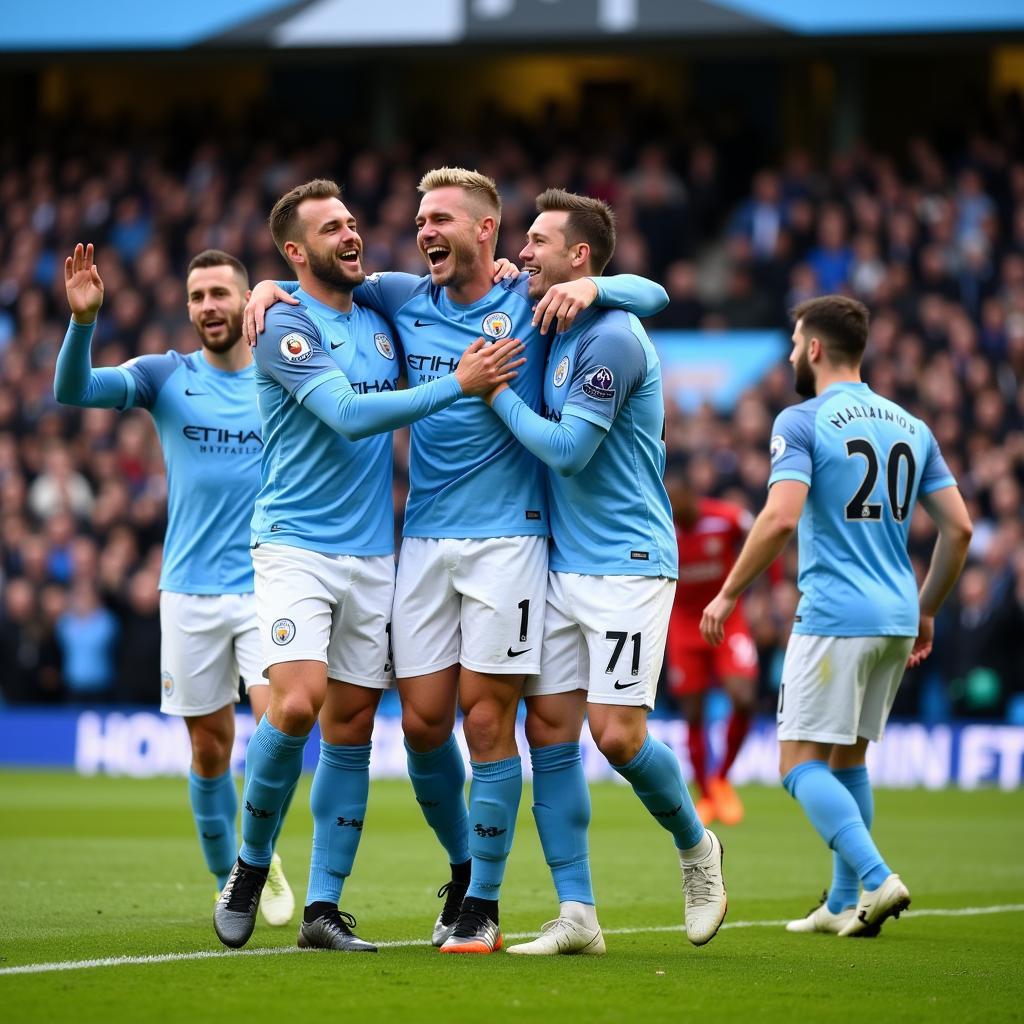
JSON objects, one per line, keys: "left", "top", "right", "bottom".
{"left": 54, "top": 243, "right": 128, "bottom": 408}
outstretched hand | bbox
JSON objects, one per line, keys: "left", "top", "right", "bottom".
{"left": 65, "top": 243, "right": 104, "bottom": 325}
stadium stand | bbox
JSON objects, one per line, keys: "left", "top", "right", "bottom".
{"left": 0, "top": 95, "right": 1022, "bottom": 719}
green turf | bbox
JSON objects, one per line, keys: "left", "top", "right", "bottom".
{"left": 2, "top": 772, "right": 1023, "bottom": 1023}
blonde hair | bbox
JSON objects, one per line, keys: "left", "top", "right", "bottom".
{"left": 418, "top": 167, "right": 502, "bottom": 221}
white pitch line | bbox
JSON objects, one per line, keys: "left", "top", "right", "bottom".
{"left": 2, "top": 904, "right": 1022, "bottom": 978}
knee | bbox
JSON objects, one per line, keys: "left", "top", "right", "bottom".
{"left": 402, "top": 705, "right": 454, "bottom": 752}
{"left": 463, "top": 702, "right": 511, "bottom": 759}
{"left": 190, "top": 726, "right": 232, "bottom": 776}
{"left": 594, "top": 726, "right": 644, "bottom": 767}
{"left": 273, "top": 692, "right": 318, "bottom": 736}
{"left": 524, "top": 712, "right": 575, "bottom": 749}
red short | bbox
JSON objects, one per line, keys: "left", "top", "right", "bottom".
{"left": 666, "top": 616, "right": 758, "bottom": 696}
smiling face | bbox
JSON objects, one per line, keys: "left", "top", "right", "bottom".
{"left": 186, "top": 264, "right": 247, "bottom": 353}
{"left": 293, "top": 196, "right": 365, "bottom": 291}
{"left": 415, "top": 186, "right": 493, "bottom": 290}
{"left": 519, "top": 210, "right": 582, "bottom": 302}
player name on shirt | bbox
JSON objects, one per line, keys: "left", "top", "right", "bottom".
{"left": 826, "top": 403, "right": 917, "bottom": 433}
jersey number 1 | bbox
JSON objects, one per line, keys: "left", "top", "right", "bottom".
{"left": 844, "top": 439, "right": 916, "bottom": 522}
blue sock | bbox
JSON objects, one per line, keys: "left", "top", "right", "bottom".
{"left": 306, "top": 741, "right": 372, "bottom": 906}
{"left": 239, "top": 717, "right": 308, "bottom": 868}
{"left": 189, "top": 769, "right": 237, "bottom": 889}
{"left": 465, "top": 756, "right": 522, "bottom": 901}
{"left": 405, "top": 735, "right": 470, "bottom": 865}
{"left": 271, "top": 778, "right": 299, "bottom": 851}
{"left": 613, "top": 734, "right": 706, "bottom": 851}
{"left": 530, "top": 743, "right": 594, "bottom": 905}
{"left": 783, "top": 761, "right": 890, "bottom": 892}
{"left": 828, "top": 766, "right": 874, "bottom": 913}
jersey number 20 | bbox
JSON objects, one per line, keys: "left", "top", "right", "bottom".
{"left": 844, "top": 439, "right": 916, "bottom": 523}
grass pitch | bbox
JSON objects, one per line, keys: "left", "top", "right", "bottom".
{"left": 2, "top": 772, "right": 1023, "bottom": 1023}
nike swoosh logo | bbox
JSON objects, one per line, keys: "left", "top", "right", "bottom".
{"left": 414, "top": 319, "right": 436, "bottom": 327}
{"left": 330, "top": 340, "right": 345, "bottom": 349}
{"left": 507, "top": 647, "right": 532, "bottom": 658}
{"left": 201, "top": 832, "right": 223, "bottom": 840}
{"left": 613, "top": 680, "right": 642, "bottom": 690}
{"left": 184, "top": 388, "right": 207, "bottom": 396}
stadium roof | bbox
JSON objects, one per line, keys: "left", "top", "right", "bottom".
{"left": 4, "top": 0, "right": 1024, "bottom": 51}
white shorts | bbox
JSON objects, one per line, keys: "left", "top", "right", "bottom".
{"left": 524, "top": 571, "right": 676, "bottom": 709}
{"left": 776, "top": 633, "right": 915, "bottom": 745}
{"left": 252, "top": 543, "right": 395, "bottom": 689}
{"left": 392, "top": 535, "right": 548, "bottom": 677}
{"left": 159, "top": 591, "right": 263, "bottom": 717}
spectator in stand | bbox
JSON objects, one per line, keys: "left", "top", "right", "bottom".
{"left": 55, "top": 580, "right": 119, "bottom": 701}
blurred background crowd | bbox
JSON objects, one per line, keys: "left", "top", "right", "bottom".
{"left": 1, "top": 90, "right": 1022, "bottom": 721}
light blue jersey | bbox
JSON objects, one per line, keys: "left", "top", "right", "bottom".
{"left": 493, "top": 308, "right": 678, "bottom": 578}
{"left": 54, "top": 320, "right": 261, "bottom": 594}
{"left": 279, "top": 273, "right": 668, "bottom": 539}
{"left": 768, "top": 381, "right": 956, "bottom": 637}
{"left": 251, "top": 290, "right": 404, "bottom": 556}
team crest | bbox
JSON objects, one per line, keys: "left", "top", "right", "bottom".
{"left": 482, "top": 312, "right": 512, "bottom": 340}
{"left": 280, "top": 333, "right": 312, "bottom": 363}
{"left": 770, "top": 435, "right": 786, "bottom": 462}
{"left": 271, "top": 618, "right": 296, "bottom": 646}
{"left": 161, "top": 671, "right": 174, "bottom": 698}
{"left": 553, "top": 355, "right": 569, "bottom": 387}
{"left": 374, "top": 333, "right": 395, "bottom": 359}
{"left": 582, "top": 366, "right": 615, "bottom": 400}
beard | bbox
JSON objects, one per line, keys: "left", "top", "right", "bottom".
{"left": 307, "top": 247, "right": 365, "bottom": 291}
{"left": 428, "top": 233, "right": 479, "bottom": 289}
{"left": 793, "top": 350, "right": 817, "bottom": 398}
{"left": 196, "top": 306, "right": 243, "bottom": 353}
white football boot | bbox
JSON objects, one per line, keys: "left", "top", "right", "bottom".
{"left": 506, "top": 917, "right": 606, "bottom": 956}
{"left": 786, "top": 891, "right": 855, "bottom": 934}
{"left": 680, "top": 829, "right": 728, "bottom": 946}
{"left": 260, "top": 852, "right": 295, "bottom": 927}
{"left": 838, "top": 873, "right": 910, "bottom": 938}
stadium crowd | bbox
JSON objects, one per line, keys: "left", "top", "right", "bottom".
{"left": 0, "top": 95, "right": 1022, "bottom": 719}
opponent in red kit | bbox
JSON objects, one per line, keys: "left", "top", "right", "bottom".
{"left": 666, "top": 467, "right": 758, "bottom": 826}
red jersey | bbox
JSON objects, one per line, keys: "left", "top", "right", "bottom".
{"left": 673, "top": 498, "right": 752, "bottom": 618}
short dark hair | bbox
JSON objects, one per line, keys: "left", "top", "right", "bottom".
{"left": 790, "top": 295, "right": 869, "bottom": 366}
{"left": 269, "top": 178, "right": 342, "bottom": 258}
{"left": 186, "top": 249, "right": 249, "bottom": 288}
{"left": 535, "top": 188, "right": 616, "bottom": 274}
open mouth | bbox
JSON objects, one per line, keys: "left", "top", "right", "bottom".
{"left": 203, "top": 318, "right": 226, "bottom": 331}
{"left": 525, "top": 266, "right": 540, "bottom": 277}
{"left": 426, "top": 245, "right": 450, "bottom": 267}
{"left": 338, "top": 248, "right": 360, "bottom": 264}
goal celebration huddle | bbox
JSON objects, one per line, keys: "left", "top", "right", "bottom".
{"left": 55, "top": 165, "right": 971, "bottom": 957}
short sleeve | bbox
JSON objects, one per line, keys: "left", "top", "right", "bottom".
{"left": 919, "top": 427, "right": 956, "bottom": 495}
{"left": 255, "top": 306, "right": 345, "bottom": 404}
{"left": 562, "top": 326, "right": 647, "bottom": 430}
{"left": 119, "top": 353, "right": 179, "bottom": 410}
{"left": 353, "top": 271, "right": 423, "bottom": 317}
{"left": 768, "top": 405, "right": 815, "bottom": 487}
